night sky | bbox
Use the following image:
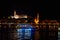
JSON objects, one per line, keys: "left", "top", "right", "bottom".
{"left": 0, "top": 0, "right": 58, "bottom": 20}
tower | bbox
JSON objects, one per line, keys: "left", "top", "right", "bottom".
{"left": 37, "top": 13, "right": 39, "bottom": 21}
{"left": 13, "top": 10, "right": 19, "bottom": 19}
{"left": 14, "top": 10, "right": 16, "bottom": 16}
{"left": 34, "top": 13, "right": 39, "bottom": 24}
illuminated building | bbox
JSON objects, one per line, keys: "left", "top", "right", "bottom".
{"left": 11, "top": 10, "right": 28, "bottom": 19}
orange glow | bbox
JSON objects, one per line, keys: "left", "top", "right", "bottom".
{"left": 34, "top": 18, "right": 39, "bottom": 24}
{"left": 34, "top": 13, "right": 39, "bottom": 24}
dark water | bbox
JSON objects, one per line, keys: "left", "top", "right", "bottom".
{"left": 0, "top": 28, "right": 57, "bottom": 40}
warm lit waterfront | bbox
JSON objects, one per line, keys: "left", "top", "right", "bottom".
{"left": 0, "top": 19, "right": 58, "bottom": 40}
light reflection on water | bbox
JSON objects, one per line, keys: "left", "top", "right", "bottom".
{"left": 17, "top": 28, "right": 34, "bottom": 40}
{"left": 16, "top": 24, "right": 35, "bottom": 40}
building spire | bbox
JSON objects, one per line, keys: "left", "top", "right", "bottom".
{"left": 14, "top": 10, "right": 16, "bottom": 16}
{"left": 34, "top": 12, "right": 39, "bottom": 24}
{"left": 37, "top": 13, "right": 39, "bottom": 20}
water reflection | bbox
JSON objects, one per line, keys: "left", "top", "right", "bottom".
{"left": 16, "top": 23, "right": 35, "bottom": 40}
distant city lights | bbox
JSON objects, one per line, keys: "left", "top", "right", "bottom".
{"left": 19, "top": 15, "right": 27, "bottom": 18}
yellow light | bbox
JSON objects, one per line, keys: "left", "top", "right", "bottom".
{"left": 14, "top": 15, "right": 19, "bottom": 19}
{"left": 34, "top": 18, "right": 39, "bottom": 24}
{"left": 34, "top": 13, "right": 39, "bottom": 24}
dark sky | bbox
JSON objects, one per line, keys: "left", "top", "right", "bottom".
{"left": 0, "top": 0, "right": 58, "bottom": 19}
